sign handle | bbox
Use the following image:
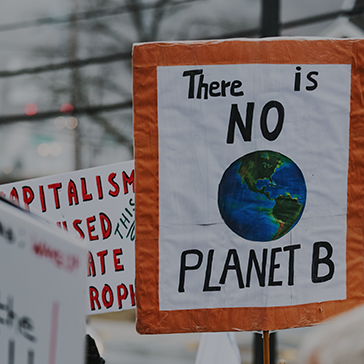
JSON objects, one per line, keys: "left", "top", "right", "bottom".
{"left": 263, "top": 331, "right": 270, "bottom": 364}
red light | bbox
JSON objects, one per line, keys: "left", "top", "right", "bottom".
{"left": 25, "top": 103, "right": 37, "bottom": 116}
{"left": 60, "top": 103, "right": 74, "bottom": 113}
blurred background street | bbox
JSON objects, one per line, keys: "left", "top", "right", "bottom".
{"left": 87, "top": 312, "right": 312, "bottom": 364}
{"left": 0, "top": 0, "right": 360, "bottom": 184}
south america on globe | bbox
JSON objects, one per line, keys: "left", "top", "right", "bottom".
{"left": 218, "top": 150, "right": 306, "bottom": 242}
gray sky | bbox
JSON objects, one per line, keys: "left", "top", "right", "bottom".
{"left": 0, "top": 0, "right": 352, "bottom": 180}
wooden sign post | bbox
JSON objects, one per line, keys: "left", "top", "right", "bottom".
{"left": 263, "top": 331, "right": 270, "bottom": 364}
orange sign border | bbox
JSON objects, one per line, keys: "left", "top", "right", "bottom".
{"left": 133, "top": 38, "right": 364, "bottom": 334}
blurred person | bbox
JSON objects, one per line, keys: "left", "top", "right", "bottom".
{"left": 297, "top": 304, "right": 364, "bottom": 364}
{"left": 85, "top": 334, "right": 106, "bottom": 364}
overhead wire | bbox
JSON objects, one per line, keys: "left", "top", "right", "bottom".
{"left": 1, "top": 4, "right": 364, "bottom": 79}
{"left": 208, "top": 3, "right": 364, "bottom": 39}
{"left": 0, "top": 119, "right": 130, "bottom": 145}
{"left": 0, "top": 51, "right": 131, "bottom": 78}
{"left": 0, "top": 2, "right": 363, "bottom": 121}
{"left": 0, "top": 100, "right": 132, "bottom": 124}
{"left": 0, "top": 0, "right": 201, "bottom": 32}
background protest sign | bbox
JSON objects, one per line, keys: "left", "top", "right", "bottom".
{"left": 133, "top": 38, "right": 364, "bottom": 334}
{"left": 0, "top": 197, "right": 86, "bottom": 364}
{"left": 0, "top": 160, "right": 135, "bottom": 315}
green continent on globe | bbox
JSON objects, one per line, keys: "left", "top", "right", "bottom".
{"left": 271, "top": 194, "right": 303, "bottom": 240}
{"left": 218, "top": 150, "right": 306, "bottom": 242}
{"left": 238, "top": 152, "right": 303, "bottom": 239}
{"left": 238, "top": 152, "right": 283, "bottom": 199}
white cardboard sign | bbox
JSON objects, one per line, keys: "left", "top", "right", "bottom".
{"left": 158, "top": 63, "right": 349, "bottom": 310}
{"left": 133, "top": 38, "right": 364, "bottom": 333}
{"left": 0, "top": 161, "right": 135, "bottom": 315}
{"left": 0, "top": 197, "right": 86, "bottom": 364}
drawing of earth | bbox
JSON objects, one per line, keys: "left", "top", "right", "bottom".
{"left": 218, "top": 150, "right": 306, "bottom": 242}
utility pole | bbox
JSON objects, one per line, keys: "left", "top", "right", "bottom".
{"left": 261, "top": 0, "right": 281, "bottom": 37}
{"left": 69, "top": 0, "right": 82, "bottom": 170}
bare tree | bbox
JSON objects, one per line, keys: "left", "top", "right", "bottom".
{"left": 0, "top": 0, "right": 256, "bottom": 178}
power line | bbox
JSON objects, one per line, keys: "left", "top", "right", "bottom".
{"left": 1, "top": 5, "right": 364, "bottom": 79}
{"left": 210, "top": 4, "right": 364, "bottom": 39}
{"left": 0, "top": 52, "right": 131, "bottom": 78}
{"left": 0, "top": 100, "right": 132, "bottom": 124}
{"left": 3, "top": 120, "right": 131, "bottom": 146}
{"left": 0, "top": 0, "right": 199, "bottom": 32}
{"left": 283, "top": 5, "right": 364, "bottom": 30}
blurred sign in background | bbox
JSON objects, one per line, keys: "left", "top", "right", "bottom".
{"left": 0, "top": 197, "right": 86, "bottom": 364}
{"left": 0, "top": 160, "right": 135, "bottom": 315}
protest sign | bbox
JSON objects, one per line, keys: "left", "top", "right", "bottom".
{"left": 0, "top": 161, "right": 135, "bottom": 315}
{"left": 0, "top": 197, "right": 86, "bottom": 364}
{"left": 133, "top": 38, "right": 364, "bottom": 333}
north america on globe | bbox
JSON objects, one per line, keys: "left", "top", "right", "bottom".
{"left": 218, "top": 150, "right": 307, "bottom": 242}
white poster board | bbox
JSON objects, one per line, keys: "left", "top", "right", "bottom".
{"left": 0, "top": 161, "right": 135, "bottom": 315}
{"left": 157, "top": 63, "right": 349, "bottom": 311}
{"left": 0, "top": 197, "right": 86, "bottom": 364}
{"left": 133, "top": 38, "right": 364, "bottom": 333}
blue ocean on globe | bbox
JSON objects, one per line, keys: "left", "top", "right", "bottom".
{"left": 218, "top": 150, "right": 307, "bottom": 242}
